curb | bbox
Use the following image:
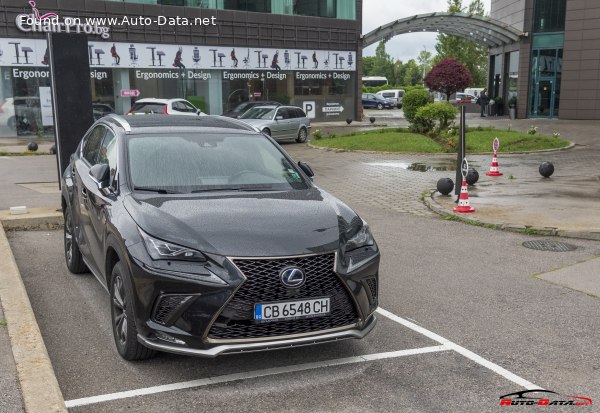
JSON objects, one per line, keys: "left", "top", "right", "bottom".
{"left": 0, "top": 216, "right": 67, "bottom": 412}
{"left": 307, "top": 140, "right": 575, "bottom": 156}
{"left": 0, "top": 208, "right": 63, "bottom": 231}
{"left": 422, "top": 191, "right": 600, "bottom": 241}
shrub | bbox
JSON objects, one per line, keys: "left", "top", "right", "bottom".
{"left": 403, "top": 89, "right": 431, "bottom": 124}
{"left": 413, "top": 102, "right": 458, "bottom": 134}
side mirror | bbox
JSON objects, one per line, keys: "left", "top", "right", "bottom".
{"left": 275, "top": 115, "right": 284, "bottom": 121}
{"left": 298, "top": 161, "right": 314, "bottom": 178}
{"left": 89, "top": 164, "right": 111, "bottom": 190}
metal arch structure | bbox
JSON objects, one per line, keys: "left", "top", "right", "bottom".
{"left": 362, "top": 12, "right": 527, "bottom": 49}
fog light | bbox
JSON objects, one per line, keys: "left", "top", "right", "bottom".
{"left": 155, "top": 331, "right": 186, "bottom": 345}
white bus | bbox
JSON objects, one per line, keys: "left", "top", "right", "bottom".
{"left": 362, "top": 76, "right": 388, "bottom": 87}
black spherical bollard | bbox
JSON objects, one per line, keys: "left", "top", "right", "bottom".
{"left": 437, "top": 178, "right": 454, "bottom": 196}
{"left": 466, "top": 168, "right": 479, "bottom": 186}
{"left": 369, "top": 117, "right": 376, "bottom": 124}
{"left": 346, "top": 118, "right": 352, "bottom": 125}
{"left": 539, "top": 161, "right": 555, "bottom": 178}
{"left": 49, "top": 144, "right": 57, "bottom": 155}
{"left": 27, "top": 142, "right": 38, "bottom": 152}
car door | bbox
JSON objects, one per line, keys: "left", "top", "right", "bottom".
{"left": 73, "top": 125, "right": 107, "bottom": 273}
{"left": 87, "top": 128, "right": 118, "bottom": 285}
{"left": 271, "top": 107, "right": 290, "bottom": 139}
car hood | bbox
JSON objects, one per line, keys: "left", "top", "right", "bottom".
{"left": 123, "top": 188, "right": 360, "bottom": 257}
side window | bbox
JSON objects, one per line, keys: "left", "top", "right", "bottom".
{"left": 295, "top": 108, "right": 306, "bottom": 118}
{"left": 183, "top": 101, "right": 198, "bottom": 113}
{"left": 172, "top": 101, "right": 185, "bottom": 112}
{"left": 82, "top": 126, "right": 106, "bottom": 165}
{"left": 98, "top": 130, "right": 118, "bottom": 187}
{"left": 286, "top": 108, "right": 298, "bottom": 119}
{"left": 276, "top": 108, "right": 289, "bottom": 119}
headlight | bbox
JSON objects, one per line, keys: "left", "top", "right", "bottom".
{"left": 139, "top": 228, "right": 206, "bottom": 262}
{"left": 345, "top": 220, "right": 375, "bottom": 252}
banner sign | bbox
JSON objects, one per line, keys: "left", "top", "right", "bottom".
{"left": 0, "top": 38, "right": 356, "bottom": 72}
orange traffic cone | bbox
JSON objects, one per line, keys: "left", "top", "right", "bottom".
{"left": 453, "top": 180, "right": 475, "bottom": 213}
{"left": 486, "top": 153, "right": 503, "bottom": 176}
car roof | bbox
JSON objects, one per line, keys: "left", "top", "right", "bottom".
{"left": 102, "top": 114, "right": 258, "bottom": 135}
{"left": 134, "top": 98, "right": 187, "bottom": 104}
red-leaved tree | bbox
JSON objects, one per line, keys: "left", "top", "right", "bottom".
{"left": 424, "top": 57, "right": 473, "bottom": 101}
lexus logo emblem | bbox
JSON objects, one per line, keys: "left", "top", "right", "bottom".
{"left": 280, "top": 267, "right": 305, "bottom": 288}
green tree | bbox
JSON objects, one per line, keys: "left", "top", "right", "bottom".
{"left": 362, "top": 56, "right": 375, "bottom": 76}
{"left": 417, "top": 48, "right": 433, "bottom": 84}
{"left": 371, "top": 41, "right": 396, "bottom": 83}
{"left": 403, "top": 59, "right": 422, "bottom": 86}
{"left": 435, "top": 0, "right": 488, "bottom": 87}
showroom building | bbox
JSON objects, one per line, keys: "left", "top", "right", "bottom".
{"left": 490, "top": 0, "right": 600, "bottom": 119}
{"left": 0, "top": 0, "right": 362, "bottom": 136}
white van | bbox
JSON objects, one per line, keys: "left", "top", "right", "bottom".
{"left": 376, "top": 89, "right": 405, "bottom": 108}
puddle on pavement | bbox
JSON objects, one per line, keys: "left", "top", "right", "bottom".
{"left": 367, "top": 161, "right": 475, "bottom": 172}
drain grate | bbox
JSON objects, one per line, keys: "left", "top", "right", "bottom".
{"left": 522, "top": 240, "right": 578, "bottom": 252}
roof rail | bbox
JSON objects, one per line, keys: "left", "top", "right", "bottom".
{"left": 106, "top": 114, "right": 132, "bottom": 133}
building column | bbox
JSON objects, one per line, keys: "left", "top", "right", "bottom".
{"left": 208, "top": 70, "right": 223, "bottom": 115}
{"left": 113, "top": 68, "right": 130, "bottom": 115}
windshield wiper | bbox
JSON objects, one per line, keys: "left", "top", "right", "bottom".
{"left": 190, "top": 186, "right": 276, "bottom": 193}
{"left": 133, "top": 186, "right": 183, "bottom": 194}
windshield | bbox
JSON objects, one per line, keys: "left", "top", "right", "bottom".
{"left": 131, "top": 102, "right": 165, "bottom": 114}
{"left": 127, "top": 133, "right": 309, "bottom": 193}
{"left": 240, "top": 107, "right": 276, "bottom": 120}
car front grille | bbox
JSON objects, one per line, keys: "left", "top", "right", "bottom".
{"left": 207, "top": 253, "right": 359, "bottom": 340}
{"left": 152, "top": 294, "right": 194, "bottom": 326}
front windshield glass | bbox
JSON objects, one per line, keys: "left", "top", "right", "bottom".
{"left": 240, "top": 107, "right": 276, "bottom": 120}
{"left": 127, "top": 133, "right": 309, "bottom": 193}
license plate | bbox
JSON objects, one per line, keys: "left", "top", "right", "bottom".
{"left": 254, "top": 297, "right": 330, "bottom": 322}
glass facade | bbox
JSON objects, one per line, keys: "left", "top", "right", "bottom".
{"left": 527, "top": 0, "right": 566, "bottom": 118}
{"left": 533, "top": 0, "right": 567, "bottom": 33}
{"left": 107, "top": 0, "right": 356, "bottom": 19}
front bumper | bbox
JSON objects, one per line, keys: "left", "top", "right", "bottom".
{"left": 137, "top": 314, "right": 377, "bottom": 357}
{"left": 127, "top": 247, "right": 380, "bottom": 357}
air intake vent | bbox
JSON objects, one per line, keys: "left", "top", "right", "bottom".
{"left": 153, "top": 294, "right": 195, "bottom": 326}
{"left": 365, "top": 277, "right": 378, "bottom": 305}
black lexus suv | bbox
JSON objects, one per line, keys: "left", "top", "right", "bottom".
{"left": 61, "top": 114, "right": 380, "bottom": 360}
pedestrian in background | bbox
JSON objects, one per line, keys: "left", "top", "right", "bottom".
{"left": 479, "top": 88, "right": 489, "bottom": 117}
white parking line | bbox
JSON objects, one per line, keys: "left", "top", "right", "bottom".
{"left": 376, "top": 308, "right": 541, "bottom": 390}
{"left": 65, "top": 345, "right": 449, "bottom": 408}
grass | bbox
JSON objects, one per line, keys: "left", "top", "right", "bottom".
{"left": 312, "top": 129, "right": 441, "bottom": 153}
{"left": 0, "top": 319, "right": 7, "bottom": 327}
{"left": 311, "top": 127, "right": 570, "bottom": 154}
{"left": 465, "top": 129, "right": 570, "bottom": 152}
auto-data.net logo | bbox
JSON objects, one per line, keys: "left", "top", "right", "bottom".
{"left": 500, "top": 390, "right": 592, "bottom": 407}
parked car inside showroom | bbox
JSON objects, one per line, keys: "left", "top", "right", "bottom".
{"left": 239, "top": 105, "right": 311, "bottom": 142}
{"left": 61, "top": 114, "right": 379, "bottom": 360}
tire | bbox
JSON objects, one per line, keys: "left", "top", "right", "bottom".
{"left": 7, "top": 116, "right": 15, "bottom": 129}
{"left": 377, "top": 103, "right": 383, "bottom": 110}
{"left": 262, "top": 128, "right": 271, "bottom": 137}
{"left": 63, "top": 206, "right": 88, "bottom": 274}
{"left": 110, "top": 261, "right": 156, "bottom": 361}
{"left": 296, "top": 127, "right": 308, "bottom": 143}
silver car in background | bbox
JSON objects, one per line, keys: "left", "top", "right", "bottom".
{"left": 239, "top": 105, "right": 311, "bottom": 143}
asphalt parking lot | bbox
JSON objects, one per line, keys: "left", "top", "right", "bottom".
{"left": 8, "top": 202, "right": 600, "bottom": 412}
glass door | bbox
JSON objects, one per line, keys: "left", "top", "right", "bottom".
{"left": 533, "top": 78, "right": 555, "bottom": 117}
{"left": 529, "top": 48, "right": 562, "bottom": 118}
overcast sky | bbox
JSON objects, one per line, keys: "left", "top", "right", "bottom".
{"left": 362, "top": 0, "right": 491, "bottom": 62}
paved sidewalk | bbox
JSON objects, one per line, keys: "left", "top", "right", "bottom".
{"left": 0, "top": 301, "right": 24, "bottom": 413}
